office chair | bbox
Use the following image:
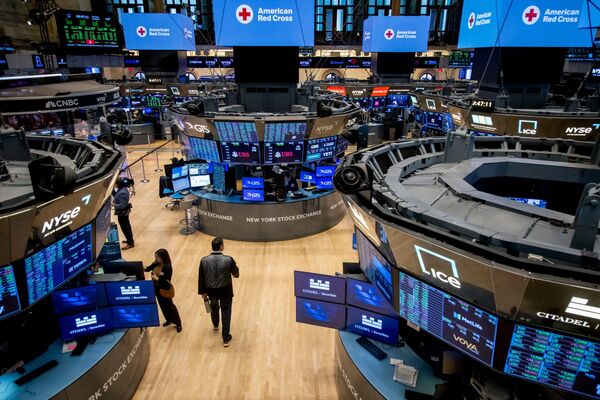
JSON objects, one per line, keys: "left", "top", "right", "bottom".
{"left": 159, "top": 176, "right": 182, "bottom": 210}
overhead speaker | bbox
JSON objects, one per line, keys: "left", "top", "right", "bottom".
{"left": 317, "top": 101, "right": 333, "bottom": 118}
{"left": 333, "top": 164, "right": 371, "bottom": 194}
{"left": 28, "top": 156, "right": 77, "bottom": 201}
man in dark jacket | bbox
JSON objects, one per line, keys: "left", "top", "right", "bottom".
{"left": 198, "top": 237, "right": 239, "bottom": 347}
{"left": 112, "top": 178, "right": 134, "bottom": 250}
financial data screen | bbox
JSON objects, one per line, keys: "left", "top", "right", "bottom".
{"left": 263, "top": 142, "right": 304, "bottom": 164}
{"left": 0, "top": 264, "right": 21, "bottom": 320}
{"left": 504, "top": 325, "right": 600, "bottom": 398}
{"left": 264, "top": 122, "right": 307, "bottom": 142}
{"left": 214, "top": 121, "right": 259, "bottom": 142}
{"left": 356, "top": 230, "right": 394, "bottom": 304}
{"left": 306, "top": 136, "right": 337, "bottom": 162}
{"left": 189, "top": 137, "right": 221, "bottom": 163}
{"left": 25, "top": 224, "right": 94, "bottom": 305}
{"left": 220, "top": 142, "right": 261, "bottom": 165}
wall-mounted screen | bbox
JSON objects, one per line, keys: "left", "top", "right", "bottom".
{"left": 294, "top": 271, "right": 346, "bottom": 304}
{"left": 387, "top": 93, "right": 410, "bottom": 107}
{"left": 0, "top": 265, "right": 21, "bottom": 320}
{"left": 242, "top": 177, "right": 264, "bottom": 190}
{"left": 58, "top": 307, "right": 113, "bottom": 341}
{"left": 220, "top": 142, "right": 261, "bottom": 165}
{"left": 346, "top": 306, "right": 399, "bottom": 345}
{"left": 263, "top": 142, "right": 304, "bottom": 164}
{"left": 295, "top": 297, "right": 346, "bottom": 330}
{"left": 346, "top": 277, "right": 396, "bottom": 316}
{"left": 188, "top": 137, "right": 221, "bottom": 163}
{"left": 449, "top": 51, "right": 474, "bottom": 68}
{"left": 242, "top": 189, "right": 265, "bottom": 202}
{"left": 111, "top": 304, "right": 160, "bottom": 329}
{"left": 52, "top": 285, "right": 108, "bottom": 316}
{"left": 355, "top": 230, "right": 394, "bottom": 304}
{"left": 214, "top": 121, "right": 259, "bottom": 143}
{"left": 306, "top": 137, "right": 337, "bottom": 162}
{"left": 264, "top": 122, "right": 307, "bottom": 142}
{"left": 25, "top": 224, "right": 94, "bottom": 306}
{"left": 105, "top": 281, "right": 155, "bottom": 305}
{"left": 122, "top": 13, "right": 196, "bottom": 50}
{"left": 56, "top": 10, "right": 121, "bottom": 53}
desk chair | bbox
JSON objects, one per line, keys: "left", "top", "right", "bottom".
{"left": 179, "top": 200, "right": 196, "bottom": 235}
{"left": 159, "top": 176, "right": 182, "bottom": 210}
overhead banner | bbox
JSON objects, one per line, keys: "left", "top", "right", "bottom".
{"left": 362, "top": 16, "right": 430, "bottom": 53}
{"left": 458, "top": 0, "right": 594, "bottom": 48}
{"left": 122, "top": 13, "right": 196, "bottom": 50}
{"left": 212, "top": 0, "right": 314, "bottom": 46}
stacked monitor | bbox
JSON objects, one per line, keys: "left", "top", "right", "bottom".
{"left": 264, "top": 122, "right": 306, "bottom": 165}
{"left": 306, "top": 137, "right": 337, "bottom": 162}
{"left": 242, "top": 177, "right": 265, "bottom": 202}
{"left": 316, "top": 165, "right": 335, "bottom": 190}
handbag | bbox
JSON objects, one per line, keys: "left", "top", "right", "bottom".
{"left": 159, "top": 281, "right": 175, "bottom": 299}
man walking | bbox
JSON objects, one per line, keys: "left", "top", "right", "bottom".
{"left": 198, "top": 237, "right": 239, "bottom": 347}
{"left": 113, "top": 178, "right": 134, "bottom": 250}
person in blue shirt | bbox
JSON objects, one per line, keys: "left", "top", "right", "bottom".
{"left": 113, "top": 178, "right": 135, "bottom": 250}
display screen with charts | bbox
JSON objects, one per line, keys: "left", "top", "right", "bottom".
{"left": 214, "top": 121, "right": 259, "bottom": 143}
{"left": 264, "top": 122, "right": 307, "bottom": 142}
{"left": 263, "top": 142, "right": 304, "bottom": 164}
{"left": 0, "top": 264, "right": 21, "bottom": 320}
{"left": 190, "top": 175, "right": 211, "bottom": 188}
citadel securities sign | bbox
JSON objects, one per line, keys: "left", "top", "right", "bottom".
{"left": 121, "top": 13, "right": 196, "bottom": 50}
{"left": 213, "top": 0, "right": 314, "bottom": 46}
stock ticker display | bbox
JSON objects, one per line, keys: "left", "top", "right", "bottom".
{"left": 264, "top": 122, "right": 307, "bottom": 142}
{"left": 504, "top": 325, "right": 600, "bottom": 398}
{"left": 0, "top": 265, "right": 21, "bottom": 320}
{"left": 56, "top": 11, "right": 120, "bottom": 51}
{"left": 306, "top": 136, "right": 337, "bottom": 162}
{"left": 399, "top": 271, "right": 498, "bottom": 366}
{"left": 25, "top": 224, "right": 94, "bottom": 305}
{"left": 189, "top": 137, "right": 221, "bottom": 163}
{"left": 215, "top": 121, "right": 259, "bottom": 143}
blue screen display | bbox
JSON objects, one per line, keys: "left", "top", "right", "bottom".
{"left": 346, "top": 306, "right": 399, "bottom": 345}
{"left": 58, "top": 307, "right": 113, "bottom": 341}
{"left": 336, "top": 135, "right": 349, "bottom": 154}
{"left": 295, "top": 297, "right": 346, "bottom": 330}
{"left": 263, "top": 142, "right": 304, "bottom": 164}
{"left": 300, "top": 171, "right": 316, "bottom": 183}
{"left": 387, "top": 94, "right": 410, "bottom": 107}
{"left": 0, "top": 265, "right": 21, "bottom": 320}
{"left": 316, "top": 165, "right": 336, "bottom": 177}
{"left": 306, "top": 137, "right": 337, "bottom": 162}
{"left": 220, "top": 142, "right": 261, "bottom": 165}
{"left": 172, "top": 177, "right": 190, "bottom": 192}
{"left": 507, "top": 197, "right": 548, "bottom": 209}
{"left": 316, "top": 177, "right": 334, "bottom": 190}
{"left": 355, "top": 230, "right": 394, "bottom": 304}
{"left": 242, "top": 177, "right": 265, "bottom": 189}
{"left": 171, "top": 165, "right": 188, "bottom": 179}
{"left": 504, "top": 324, "right": 600, "bottom": 398}
{"left": 105, "top": 281, "right": 155, "bottom": 305}
{"left": 112, "top": 304, "right": 160, "bottom": 329}
{"left": 458, "top": 0, "right": 593, "bottom": 48}
{"left": 243, "top": 189, "right": 265, "bottom": 202}
{"left": 122, "top": 13, "right": 196, "bottom": 50}
{"left": 346, "top": 277, "right": 396, "bottom": 316}
{"left": 189, "top": 137, "right": 221, "bottom": 163}
{"left": 294, "top": 271, "right": 346, "bottom": 304}
{"left": 264, "top": 122, "right": 307, "bottom": 142}
{"left": 214, "top": 121, "right": 259, "bottom": 142}
{"left": 362, "top": 16, "right": 430, "bottom": 52}
{"left": 25, "top": 224, "right": 94, "bottom": 306}
{"left": 52, "top": 285, "right": 108, "bottom": 315}
{"left": 213, "top": 0, "right": 314, "bottom": 46}
{"left": 211, "top": 163, "right": 227, "bottom": 192}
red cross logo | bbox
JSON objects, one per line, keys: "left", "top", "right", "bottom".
{"left": 236, "top": 4, "right": 254, "bottom": 24}
{"left": 468, "top": 12, "right": 476, "bottom": 29}
{"left": 522, "top": 5, "right": 540, "bottom": 25}
{"left": 384, "top": 28, "right": 395, "bottom": 40}
{"left": 136, "top": 26, "right": 147, "bottom": 37}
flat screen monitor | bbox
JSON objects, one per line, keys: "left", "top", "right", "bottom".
{"left": 214, "top": 121, "right": 259, "bottom": 142}
{"left": 504, "top": 324, "right": 600, "bottom": 398}
{"left": 97, "top": 242, "right": 122, "bottom": 265}
{"left": 316, "top": 177, "right": 334, "bottom": 190}
{"left": 263, "top": 142, "right": 304, "bottom": 164}
{"left": 362, "top": 16, "right": 430, "bottom": 53}
{"left": 111, "top": 303, "right": 160, "bottom": 329}
{"left": 398, "top": 271, "right": 498, "bottom": 367}
{"left": 316, "top": 165, "right": 336, "bottom": 178}
{"left": 506, "top": 197, "right": 547, "bottom": 209}
{"left": 264, "top": 122, "right": 307, "bottom": 142}
{"left": 102, "top": 261, "right": 145, "bottom": 281}
{"left": 355, "top": 230, "right": 394, "bottom": 304}
{"left": 58, "top": 307, "right": 113, "bottom": 341}
{"left": 105, "top": 281, "right": 155, "bottom": 305}
{"left": 25, "top": 224, "right": 94, "bottom": 306}
{"left": 242, "top": 177, "right": 264, "bottom": 190}
{"left": 295, "top": 297, "right": 346, "bottom": 330}
{"left": 190, "top": 175, "right": 211, "bottom": 188}
{"left": 299, "top": 171, "right": 316, "bottom": 184}
{"left": 336, "top": 135, "right": 349, "bottom": 155}
{"left": 94, "top": 199, "right": 112, "bottom": 258}
{"left": 52, "top": 285, "right": 108, "bottom": 315}
{"left": 387, "top": 94, "right": 409, "bottom": 107}
{"left": 424, "top": 112, "right": 444, "bottom": 129}
{"left": 220, "top": 142, "right": 261, "bottom": 165}
{"left": 122, "top": 13, "right": 196, "bottom": 51}
{"left": 0, "top": 264, "right": 21, "bottom": 320}
{"left": 306, "top": 137, "right": 337, "bottom": 162}
{"left": 212, "top": 163, "right": 227, "bottom": 192}
{"left": 242, "top": 189, "right": 264, "bottom": 202}
{"left": 171, "top": 165, "right": 189, "bottom": 179}
{"left": 188, "top": 163, "right": 209, "bottom": 176}
{"left": 55, "top": 10, "right": 121, "bottom": 53}
{"left": 448, "top": 51, "right": 474, "bottom": 68}
{"left": 346, "top": 277, "right": 396, "bottom": 316}
{"left": 188, "top": 137, "right": 221, "bottom": 163}
{"left": 172, "top": 177, "right": 190, "bottom": 192}
{"left": 293, "top": 271, "right": 346, "bottom": 304}
{"left": 346, "top": 306, "right": 399, "bottom": 345}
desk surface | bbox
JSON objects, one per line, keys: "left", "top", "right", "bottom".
{"left": 189, "top": 188, "right": 335, "bottom": 204}
{"left": 0, "top": 330, "right": 127, "bottom": 400}
{"left": 339, "top": 331, "right": 443, "bottom": 399}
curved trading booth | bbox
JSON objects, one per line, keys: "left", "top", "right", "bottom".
{"left": 328, "top": 133, "right": 600, "bottom": 399}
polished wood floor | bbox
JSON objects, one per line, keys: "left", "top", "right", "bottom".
{"left": 118, "top": 142, "right": 357, "bottom": 400}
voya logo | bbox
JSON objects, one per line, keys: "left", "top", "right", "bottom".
{"left": 76, "top": 315, "right": 98, "bottom": 328}
{"left": 309, "top": 279, "right": 330, "bottom": 291}
{"left": 362, "top": 315, "right": 383, "bottom": 330}
{"left": 518, "top": 119, "right": 538, "bottom": 135}
{"left": 414, "top": 245, "right": 461, "bottom": 289}
{"left": 121, "top": 286, "right": 141, "bottom": 296}
{"left": 453, "top": 334, "right": 478, "bottom": 353}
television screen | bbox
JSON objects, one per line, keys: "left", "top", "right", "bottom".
{"left": 264, "top": 122, "right": 307, "bottom": 142}
{"left": 58, "top": 307, "right": 113, "bottom": 341}
{"left": 362, "top": 16, "right": 430, "bottom": 52}
{"left": 25, "top": 224, "right": 94, "bottom": 306}
{"left": 399, "top": 271, "right": 498, "bottom": 366}
{"left": 504, "top": 324, "right": 600, "bottom": 398}
{"left": 188, "top": 163, "right": 209, "bottom": 176}
{"left": 293, "top": 271, "right": 346, "bottom": 304}
{"left": 242, "top": 177, "right": 264, "bottom": 190}
{"left": 424, "top": 112, "right": 444, "bottom": 129}
{"left": 306, "top": 137, "right": 337, "bottom": 162}
{"left": 105, "top": 281, "right": 155, "bottom": 305}
{"left": 295, "top": 297, "right": 346, "bottom": 329}
{"left": 97, "top": 242, "right": 121, "bottom": 265}
{"left": 346, "top": 277, "right": 396, "bottom": 316}
{"left": 242, "top": 189, "right": 265, "bottom": 202}
{"left": 449, "top": 51, "right": 474, "bottom": 68}
{"left": 316, "top": 165, "right": 336, "bottom": 178}
{"left": 189, "top": 137, "right": 221, "bottom": 163}
{"left": 124, "top": 56, "right": 140, "bottom": 66}
{"left": 355, "top": 230, "right": 394, "bottom": 304}
{"left": 171, "top": 165, "right": 189, "bottom": 179}
{"left": 220, "top": 142, "right": 261, "bottom": 165}
{"left": 387, "top": 94, "right": 409, "bottom": 107}
{"left": 172, "top": 177, "right": 190, "bottom": 192}
{"left": 0, "top": 265, "right": 21, "bottom": 320}
{"left": 56, "top": 10, "right": 121, "bottom": 53}
{"left": 122, "top": 13, "right": 196, "bottom": 50}
{"left": 52, "top": 285, "right": 108, "bottom": 315}
{"left": 299, "top": 170, "right": 316, "bottom": 184}
{"left": 213, "top": 0, "right": 314, "bottom": 46}
{"left": 346, "top": 306, "right": 399, "bottom": 345}
{"left": 112, "top": 304, "right": 160, "bottom": 329}
{"left": 263, "top": 142, "right": 304, "bottom": 164}
{"left": 94, "top": 199, "right": 112, "bottom": 258}
{"left": 214, "top": 121, "right": 259, "bottom": 143}
{"left": 316, "top": 177, "right": 334, "bottom": 190}
{"left": 506, "top": 197, "right": 547, "bottom": 209}
{"left": 190, "top": 175, "right": 211, "bottom": 188}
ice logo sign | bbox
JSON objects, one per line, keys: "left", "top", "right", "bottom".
{"left": 414, "top": 245, "right": 461, "bottom": 289}
{"left": 309, "top": 279, "right": 330, "bottom": 291}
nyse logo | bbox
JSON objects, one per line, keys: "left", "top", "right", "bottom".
{"left": 362, "top": 315, "right": 383, "bottom": 330}
{"left": 518, "top": 120, "right": 538, "bottom": 135}
{"left": 121, "top": 286, "right": 141, "bottom": 295}
{"left": 566, "top": 297, "right": 600, "bottom": 321}
{"left": 566, "top": 126, "right": 593, "bottom": 136}
{"left": 453, "top": 334, "right": 478, "bottom": 353}
{"left": 309, "top": 279, "right": 330, "bottom": 291}
{"left": 41, "top": 194, "right": 92, "bottom": 236}
{"left": 415, "top": 245, "right": 461, "bottom": 289}
{"left": 75, "top": 315, "right": 98, "bottom": 328}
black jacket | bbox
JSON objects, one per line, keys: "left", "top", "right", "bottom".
{"left": 145, "top": 262, "right": 173, "bottom": 290}
{"left": 198, "top": 252, "right": 239, "bottom": 299}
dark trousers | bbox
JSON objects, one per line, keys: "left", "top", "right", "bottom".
{"left": 157, "top": 293, "right": 182, "bottom": 326}
{"left": 117, "top": 215, "right": 134, "bottom": 244}
{"left": 210, "top": 297, "right": 232, "bottom": 341}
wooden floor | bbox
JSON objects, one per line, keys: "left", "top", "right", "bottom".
{"left": 119, "top": 142, "right": 357, "bottom": 400}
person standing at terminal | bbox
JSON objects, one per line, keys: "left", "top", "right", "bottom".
{"left": 145, "top": 249, "right": 183, "bottom": 332}
{"left": 112, "top": 178, "right": 134, "bottom": 250}
{"left": 198, "top": 237, "right": 240, "bottom": 347}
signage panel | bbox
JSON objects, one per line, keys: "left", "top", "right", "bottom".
{"left": 122, "top": 13, "right": 196, "bottom": 50}
{"left": 362, "top": 16, "right": 430, "bottom": 52}
{"left": 294, "top": 271, "right": 346, "bottom": 304}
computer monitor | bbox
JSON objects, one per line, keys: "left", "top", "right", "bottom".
{"left": 101, "top": 261, "right": 145, "bottom": 281}
{"left": 346, "top": 306, "right": 399, "bottom": 345}
{"left": 316, "top": 165, "right": 336, "bottom": 178}
{"left": 346, "top": 277, "right": 396, "bottom": 316}
{"left": 105, "top": 281, "right": 155, "bottom": 305}
{"left": 190, "top": 175, "right": 211, "bottom": 188}
{"left": 295, "top": 297, "right": 346, "bottom": 330}
{"left": 299, "top": 170, "right": 316, "bottom": 184}
{"left": 172, "top": 177, "right": 190, "bottom": 192}
{"left": 293, "top": 271, "right": 346, "bottom": 304}
{"left": 242, "top": 189, "right": 264, "bottom": 202}
{"left": 0, "top": 264, "right": 21, "bottom": 320}
{"left": 111, "top": 304, "right": 160, "bottom": 329}
{"left": 188, "top": 163, "right": 209, "bottom": 176}
{"left": 52, "top": 285, "right": 108, "bottom": 316}
{"left": 316, "top": 177, "right": 334, "bottom": 190}
{"left": 58, "top": 307, "right": 113, "bottom": 341}
{"left": 171, "top": 165, "right": 189, "bottom": 179}
{"left": 242, "top": 177, "right": 265, "bottom": 190}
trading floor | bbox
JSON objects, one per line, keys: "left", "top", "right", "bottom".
{"left": 124, "top": 142, "right": 354, "bottom": 399}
